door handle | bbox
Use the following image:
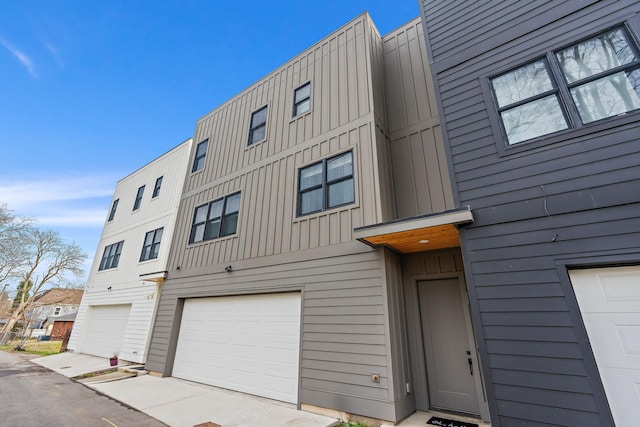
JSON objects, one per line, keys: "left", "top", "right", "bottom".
{"left": 466, "top": 350, "right": 473, "bottom": 375}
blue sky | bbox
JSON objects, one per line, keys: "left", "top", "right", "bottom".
{"left": 0, "top": 1, "right": 419, "bottom": 282}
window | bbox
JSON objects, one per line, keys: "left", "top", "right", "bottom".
{"left": 293, "top": 82, "right": 311, "bottom": 116}
{"left": 298, "top": 151, "right": 354, "bottom": 216}
{"left": 140, "top": 227, "right": 163, "bottom": 261}
{"left": 133, "top": 185, "right": 145, "bottom": 210}
{"left": 192, "top": 140, "right": 209, "bottom": 173}
{"left": 53, "top": 307, "right": 61, "bottom": 316}
{"left": 108, "top": 199, "right": 119, "bottom": 222}
{"left": 491, "top": 26, "right": 640, "bottom": 145}
{"left": 248, "top": 106, "right": 268, "bottom": 145}
{"left": 98, "top": 241, "right": 124, "bottom": 270}
{"left": 152, "top": 176, "right": 163, "bottom": 198}
{"left": 189, "top": 192, "right": 241, "bottom": 244}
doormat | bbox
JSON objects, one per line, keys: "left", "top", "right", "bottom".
{"left": 426, "top": 416, "right": 478, "bottom": 427}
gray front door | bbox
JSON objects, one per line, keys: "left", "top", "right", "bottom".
{"left": 418, "top": 279, "right": 481, "bottom": 415}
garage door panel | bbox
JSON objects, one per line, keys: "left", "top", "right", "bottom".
{"left": 173, "top": 293, "right": 301, "bottom": 404}
{"left": 570, "top": 266, "right": 640, "bottom": 427}
{"left": 82, "top": 304, "right": 131, "bottom": 358}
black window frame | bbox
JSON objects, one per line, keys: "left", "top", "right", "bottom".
{"left": 107, "top": 199, "right": 119, "bottom": 222}
{"left": 188, "top": 192, "right": 241, "bottom": 244}
{"left": 297, "top": 151, "right": 355, "bottom": 217}
{"left": 98, "top": 241, "right": 124, "bottom": 271}
{"left": 152, "top": 176, "right": 163, "bottom": 198}
{"left": 139, "top": 227, "right": 163, "bottom": 262}
{"left": 133, "top": 185, "right": 145, "bottom": 211}
{"left": 192, "top": 139, "right": 209, "bottom": 173}
{"left": 488, "top": 24, "right": 640, "bottom": 150}
{"left": 293, "top": 82, "right": 311, "bottom": 117}
{"left": 248, "top": 105, "right": 268, "bottom": 146}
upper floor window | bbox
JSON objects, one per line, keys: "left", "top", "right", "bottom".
{"left": 293, "top": 82, "right": 311, "bottom": 117}
{"left": 248, "top": 106, "right": 268, "bottom": 146}
{"left": 152, "top": 176, "right": 163, "bottom": 198}
{"left": 491, "top": 26, "right": 640, "bottom": 145}
{"left": 298, "top": 151, "right": 355, "bottom": 216}
{"left": 53, "top": 307, "right": 61, "bottom": 316}
{"left": 107, "top": 199, "right": 119, "bottom": 222}
{"left": 189, "top": 192, "right": 241, "bottom": 244}
{"left": 192, "top": 140, "right": 209, "bottom": 173}
{"left": 98, "top": 241, "right": 124, "bottom": 271}
{"left": 133, "top": 186, "right": 145, "bottom": 211}
{"left": 140, "top": 227, "right": 163, "bottom": 261}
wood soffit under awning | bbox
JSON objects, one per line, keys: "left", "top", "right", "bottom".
{"left": 354, "top": 208, "right": 473, "bottom": 254}
{"left": 139, "top": 271, "right": 168, "bottom": 283}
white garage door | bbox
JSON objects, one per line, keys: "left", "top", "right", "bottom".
{"left": 172, "top": 293, "right": 301, "bottom": 404}
{"left": 82, "top": 304, "right": 131, "bottom": 358}
{"left": 569, "top": 266, "right": 640, "bottom": 427}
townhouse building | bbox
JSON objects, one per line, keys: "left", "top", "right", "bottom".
{"left": 144, "top": 13, "right": 488, "bottom": 424}
{"left": 418, "top": 0, "right": 640, "bottom": 425}
{"left": 68, "top": 139, "right": 192, "bottom": 364}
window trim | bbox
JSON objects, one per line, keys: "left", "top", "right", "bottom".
{"left": 107, "top": 199, "right": 119, "bottom": 222}
{"left": 297, "top": 150, "right": 355, "bottom": 217}
{"left": 292, "top": 82, "right": 312, "bottom": 117}
{"left": 133, "top": 185, "right": 145, "bottom": 211}
{"left": 487, "top": 23, "right": 640, "bottom": 155}
{"left": 139, "top": 227, "right": 163, "bottom": 262}
{"left": 188, "top": 192, "right": 241, "bottom": 244}
{"left": 191, "top": 139, "right": 209, "bottom": 173}
{"left": 248, "top": 105, "right": 268, "bottom": 146}
{"left": 98, "top": 241, "right": 124, "bottom": 271}
{"left": 152, "top": 176, "right": 163, "bottom": 198}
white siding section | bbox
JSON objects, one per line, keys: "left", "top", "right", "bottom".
{"left": 69, "top": 139, "right": 192, "bottom": 363}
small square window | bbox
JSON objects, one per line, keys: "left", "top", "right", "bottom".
{"left": 293, "top": 82, "right": 311, "bottom": 117}
{"left": 140, "top": 227, "right": 163, "bottom": 261}
{"left": 189, "top": 192, "right": 241, "bottom": 244}
{"left": 298, "top": 151, "right": 355, "bottom": 216}
{"left": 133, "top": 186, "right": 145, "bottom": 211}
{"left": 107, "top": 199, "right": 119, "bottom": 222}
{"left": 152, "top": 176, "right": 163, "bottom": 198}
{"left": 248, "top": 106, "right": 268, "bottom": 146}
{"left": 53, "top": 307, "right": 61, "bottom": 316}
{"left": 192, "top": 140, "right": 209, "bottom": 173}
{"left": 98, "top": 241, "right": 124, "bottom": 270}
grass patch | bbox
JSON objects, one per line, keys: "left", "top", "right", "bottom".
{"left": 339, "top": 423, "right": 374, "bottom": 427}
{"left": 0, "top": 339, "right": 62, "bottom": 356}
{"left": 74, "top": 369, "right": 117, "bottom": 379}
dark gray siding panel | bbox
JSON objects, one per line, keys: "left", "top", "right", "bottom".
{"left": 421, "top": 0, "right": 640, "bottom": 425}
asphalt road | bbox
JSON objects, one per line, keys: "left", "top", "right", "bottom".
{"left": 0, "top": 350, "right": 167, "bottom": 427}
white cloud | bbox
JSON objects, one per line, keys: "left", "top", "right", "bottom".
{"left": 0, "top": 37, "right": 37, "bottom": 77}
{"left": 45, "top": 41, "right": 64, "bottom": 67}
{"left": 0, "top": 173, "right": 119, "bottom": 227}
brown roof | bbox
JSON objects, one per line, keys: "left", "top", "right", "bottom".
{"left": 34, "top": 288, "right": 84, "bottom": 306}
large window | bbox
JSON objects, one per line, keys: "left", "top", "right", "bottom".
{"left": 189, "top": 192, "right": 241, "bottom": 244}
{"left": 248, "top": 106, "right": 268, "bottom": 146}
{"left": 491, "top": 26, "right": 640, "bottom": 145}
{"left": 298, "top": 151, "right": 355, "bottom": 216}
{"left": 99, "top": 241, "right": 123, "bottom": 271}
{"left": 133, "top": 185, "right": 145, "bottom": 211}
{"left": 140, "top": 227, "right": 163, "bottom": 261}
{"left": 107, "top": 199, "right": 119, "bottom": 222}
{"left": 152, "top": 176, "right": 163, "bottom": 198}
{"left": 192, "top": 140, "right": 208, "bottom": 173}
{"left": 293, "top": 82, "right": 311, "bottom": 117}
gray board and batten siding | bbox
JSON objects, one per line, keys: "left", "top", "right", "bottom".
{"left": 146, "top": 15, "right": 455, "bottom": 422}
{"left": 420, "top": 0, "right": 640, "bottom": 425}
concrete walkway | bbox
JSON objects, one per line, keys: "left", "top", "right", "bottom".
{"left": 32, "top": 352, "right": 338, "bottom": 427}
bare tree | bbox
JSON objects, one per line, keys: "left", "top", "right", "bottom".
{"left": 0, "top": 203, "right": 32, "bottom": 285}
{"left": 0, "top": 228, "right": 87, "bottom": 343}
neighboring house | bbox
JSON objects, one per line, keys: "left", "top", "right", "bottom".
{"left": 67, "top": 139, "right": 193, "bottom": 364}
{"left": 418, "top": 1, "right": 640, "bottom": 426}
{"left": 28, "top": 288, "right": 83, "bottom": 333}
{"left": 49, "top": 312, "right": 76, "bottom": 339}
{"left": 144, "top": 14, "right": 475, "bottom": 424}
